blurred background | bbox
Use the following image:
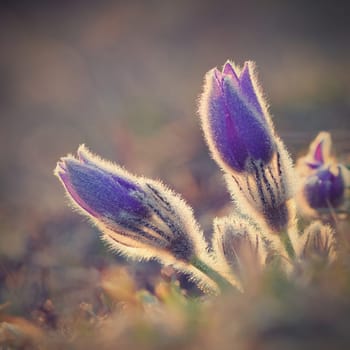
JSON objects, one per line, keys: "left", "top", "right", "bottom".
{"left": 0, "top": 0, "right": 349, "bottom": 316}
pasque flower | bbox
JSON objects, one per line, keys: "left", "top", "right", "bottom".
{"left": 199, "top": 60, "right": 275, "bottom": 173}
{"left": 55, "top": 145, "right": 239, "bottom": 294}
{"left": 296, "top": 131, "right": 350, "bottom": 216}
{"left": 199, "top": 61, "right": 295, "bottom": 233}
{"left": 55, "top": 146, "right": 212, "bottom": 272}
{"left": 304, "top": 165, "right": 345, "bottom": 209}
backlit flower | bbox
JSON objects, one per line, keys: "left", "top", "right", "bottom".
{"left": 199, "top": 60, "right": 295, "bottom": 233}
{"left": 199, "top": 60, "right": 275, "bottom": 173}
{"left": 55, "top": 145, "right": 209, "bottom": 267}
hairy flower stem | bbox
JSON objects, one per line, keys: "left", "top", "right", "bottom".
{"left": 190, "top": 257, "right": 237, "bottom": 293}
{"left": 280, "top": 230, "right": 296, "bottom": 260}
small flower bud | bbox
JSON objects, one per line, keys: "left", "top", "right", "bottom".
{"left": 297, "top": 221, "right": 336, "bottom": 262}
{"left": 296, "top": 132, "right": 350, "bottom": 217}
{"left": 212, "top": 217, "right": 267, "bottom": 287}
{"left": 304, "top": 165, "right": 345, "bottom": 210}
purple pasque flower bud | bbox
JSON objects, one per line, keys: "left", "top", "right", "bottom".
{"left": 304, "top": 165, "right": 345, "bottom": 209}
{"left": 55, "top": 146, "right": 217, "bottom": 292}
{"left": 199, "top": 60, "right": 296, "bottom": 233}
{"left": 199, "top": 60, "right": 275, "bottom": 173}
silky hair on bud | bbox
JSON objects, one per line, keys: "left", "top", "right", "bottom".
{"left": 297, "top": 221, "right": 336, "bottom": 262}
{"left": 55, "top": 144, "right": 219, "bottom": 294}
{"left": 212, "top": 216, "right": 267, "bottom": 289}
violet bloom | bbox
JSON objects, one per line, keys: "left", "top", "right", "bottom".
{"left": 199, "top": 60, "right": 275, "bottom": 173}
{"left": 304, "top": 165, "right": 345, "bottom": 209}
{"left": 55, "top": 145, "right": 212, "bottom": 273}
{"left": 199, "top": 60, "right": 295, "bottom": 233}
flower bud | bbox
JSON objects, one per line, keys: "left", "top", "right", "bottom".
{"left": 297, "top": 221, "right": 336, "bottom": 262}
{"left": 212, "top": 217, "right": 267, "bottom": 287}
{"left": 55, "top": 145, "right": 209, "bottom": 269}
{"left": 304, "top": 165, "right": 345, "bottom": 210}
{"left": 199, "top": 61, "right": 275, "bottom": 173}
{"left": 199, "top": 60, "right": 296, "bottom": 233}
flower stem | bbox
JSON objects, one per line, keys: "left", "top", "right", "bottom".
{"left": 190, "top": 256, "right": 236, "bottom": 293}
{"left": 280, "top": 230, "right": 296, "bottom": 260}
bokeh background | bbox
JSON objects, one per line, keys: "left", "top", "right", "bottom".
{"left": 0, "top": 0, "right": 350, "bottom": 317}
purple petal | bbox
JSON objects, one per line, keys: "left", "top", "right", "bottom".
{"left": 239, "top": 62, "right": 263, "bottom": 117}
{"left": 223, "top": 61, "right": 239, "bottom": 83}
{"left": 63, "top": 160, "right": 150, "bottom": 221}
{"left": 77, "top": 146, "right": 141, "bottom": 193}
{"left": 305, "top": 166, "right": 345, "bottom": 208}
{"left": 313, "top": 140, "right": 324, "bottom": 164}
{"left": 223, "top": 77, "right": 274, "bottom": 164}
{"left": 328, "top": 166, "right": 345, "bottom": 206}
{"left": 57, "top": 168, "right": 100, "bottom": 218}
{"left": 306, "top": 161, "right": 321, "bottom": 170}
{"left": 205, "top": 72, "right": 248, "bottom": 171}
